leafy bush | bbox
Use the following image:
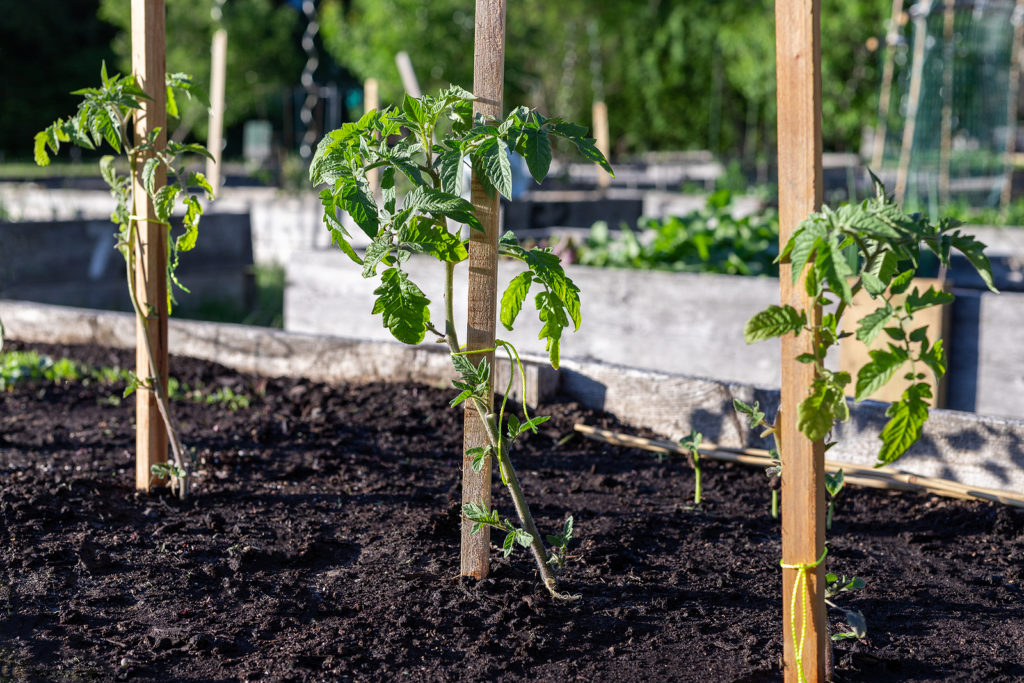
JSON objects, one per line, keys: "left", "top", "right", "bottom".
{"left": 577, "top": 190, "right": 779, "bottom": 275}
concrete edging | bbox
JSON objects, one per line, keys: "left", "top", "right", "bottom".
{"left": 3, "top": 299, "right": 1022, "bottom": 497}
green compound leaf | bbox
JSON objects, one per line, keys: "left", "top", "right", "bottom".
{"left": 798, "top": 379, "right": 835, "bottom": 442}
{"left": 877, "top": 383, "right": 931, "bottom": 465}
{"left": 784, "top": 218, "right": 826, "bottom": 283}
{"left": 855, "top": 348, "right": 906, "bottom": 401}
{"left": 536, "top": 290, "right": 569, "bottom": 368}
{"left": 153, "top": 184, "right": 181, "bottom": 224}
{"left": 400, "top": 218, "right": 467, "bottom": 263}
{"left": 337, "top": 176, "right": 380, "bottom": 238}
{"left": 499, "top": 271, "right": 534, "bottom": 331}
{"left": 889, "top": 269, "right": 915, "bottom": 295}
{"left": 362, "top": 231, "right": 393, "bottom": 278}
{"left": 521, "top": 128, "right": 552, "bottom": 183}
{"left": 371, "top": 268, "right": 431, "bottom": 345}
{"left": 950, "top": 233, "right": 996, "bottom": 292}
{"left": 904, "top": 286, "right": 954, "bottom": 314}
{"left": 475, "top": 136, "right": 513, "bottom": 198}
{"left": 744, "top": 305, "right": 806, "bottom": 344}
{"left": 920, "top": 338, "right": 947, "bottom": 381}
{"left": 406, "top": 186, "right": 483, "bottom": 233}
{"left": 437, "top": 147, "right": 465, "bottom": 196}
{"left": 854, "top": 303, "right": 894, "bottom": 345}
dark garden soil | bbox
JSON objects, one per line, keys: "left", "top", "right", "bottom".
{"left": 1, "top": 341, "right": 1023, "bottom": 682}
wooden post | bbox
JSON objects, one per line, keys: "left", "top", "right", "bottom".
{"left": 871, "top": 0, "right": 905, "bottom": 171}
{"left": 775, "top": 0, "right": 826, "bottom": 680}
{"left": 206, "top": 27, "right": 228, "bottom": 196}
{"left": 896, "top": 5, "right": 927, "bottom": 206}
{"left": 593, "top": 100, "right": 611, "bottom": 191}
{"left": 364, "top": 78, "right": 380, "bottom": 200}
{"left": 395, "top": 51, "right": 422, "bottom": 98}
{"left": 1001, "top": 0, "right": 1024, "bottom": 211}
{"left": 461, "top": 0, "right": 505, "bottom": 580}
{"left": 938, "top": 1, "right": 956, "bottom": 206}
{"left": 131, "top": 0, "right": 169, "bottom": 491}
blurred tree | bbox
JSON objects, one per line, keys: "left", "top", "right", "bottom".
{"left": 320, "top": 0, "right": 888, "bottom": 159}
{"left": 0, "top": 0, "right": 116, "bottom": 159}
{"left": 98, "top": 0, "right": 303, "bottom": 140}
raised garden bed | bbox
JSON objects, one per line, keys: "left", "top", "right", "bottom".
{"left": 2, "top": 340, "right": 1022, "bottom": 681}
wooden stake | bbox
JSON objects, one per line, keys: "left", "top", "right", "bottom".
{"left": 461, "top": 0, "right": 506, "bottom": 580}
{"left": 131, "top": 0, "right": 169, "bottom": 491}
{"left": 395, "top": 51, "right": 422, "bottom": 98}
{"left": 593, "top": 100, "right": 611, "bottom": 191}
{"left": 938, "top": 0, "right": 956, "bottom": 206}
{"left": 871, "top": 0, "right": 905, "bottom": 171}
{"left": 206, "top": 27, "right": 228, "bottom": 196}
{"left": 896, "top": 6, "right": 927, "bottom": 206}
{"left": 364, "top": 78, "right": 380, "bottom": 200}
{"left": 775, "top": 0, "right": 826, "bottom": 680}
{"left": 1001, "top": 0, "right": 1024, "bottom": 211}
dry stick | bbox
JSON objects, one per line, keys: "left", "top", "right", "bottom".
{"left": 775, "top": 0, "right": 827, "bottom": 678}
{"left": 131, "top": 0, "right": 170, "bottom": 494}
{"left": 573, "top": 425, "right": 1024, "bottom": 509}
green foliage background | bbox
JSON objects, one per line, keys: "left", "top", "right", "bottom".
{"left": 320, "top": 0, "right": 890, "bottom": 157}
{"left": 97, "top": 0, "right": 301, "bottom": 139}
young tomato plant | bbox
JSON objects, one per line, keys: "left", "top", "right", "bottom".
{"left": 309, "top": 88, "right": 611, "bottom": 598}
{"left": 679, "top": 430, "right": 704, "bottom": 505}
{"left": 743, "top": 175, "right": 995, "bottom": 465}
{"left": 34, "top": 64, "right": 213, "bottom": 499}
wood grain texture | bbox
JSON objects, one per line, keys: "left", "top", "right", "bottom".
{"left": 775, "top": 0, "right": 826, "bottom": 680}
{"left": 132, "top": 0, "right": 169, "bottom": 491}
{"left": 461, "top": 0, "right": 506, "bottom": 579}
{"left": 593, "top": 101, "right": 610, "bottom": 190}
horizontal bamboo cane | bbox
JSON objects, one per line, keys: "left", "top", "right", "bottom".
{"left": 573, "top": 424, "right": 1024, "bottom": 510}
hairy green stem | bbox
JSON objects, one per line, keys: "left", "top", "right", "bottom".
{"left": 471, "top": 398, "right": 572, "bottom": 600}
{"left": 127, "top": 171, "right": 190, "bottom": 500}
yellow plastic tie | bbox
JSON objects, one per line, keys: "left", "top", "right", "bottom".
{"left": 780, "top": 547, "right": 828, "bottom": 683}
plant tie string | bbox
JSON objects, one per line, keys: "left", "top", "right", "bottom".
{"left": 780, "top": 547, "right": 828, "bottom": 683}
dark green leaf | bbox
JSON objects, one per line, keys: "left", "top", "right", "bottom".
{"left": 536, "top": 290, "right": 568, "bottom": 368}
{"left": 877, "top": 383, "right": 931, "bottom": 465}
{"left": 744, "top": 305, "right": 806, "bottom": 343}
{"left": 521, "top": 128, "right": 552, "bottom": 183}
{"left": 406, "top": 187, "right": 483, "bottom": 232}
{"left": 950, "top": 234, "right": 996, "bottom": 292}
{"left": 338, "top": 176, "right": 380, "bottom": 238}
{"left": 855, "top": 348, "right": 907, "bottom": 401}
{"left": 904, "top": 286, "right": 953, "bottom": 314}
{"left": 855, "top": 303, "right": 893, "bottom": 345}
{"left": 362, "top": 232, "right": 393, "bottom": 278}
{"left": 400, "top": 218, "right": 467, "bottom": 263}
{"left": 371, "top": 268, "right": 431, "bottom": 344}
{"left": 475, "top": 136, "right": 513, "bottom": 198}
{"left": 889, "top": 269, "right": 915, "bottom": 295}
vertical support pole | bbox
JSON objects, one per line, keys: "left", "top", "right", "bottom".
{"left": 206, "top": 27, "right": 228, "bottom": 196}
{"left": 364, "top": 78, "right": 380, "bottom": 200}
{"left": 593, "top": 100, "right": 611, "bottom": 191}
{"left": 1001, "top": 0, "right": 1024, "bottom": 211}
{"left": 938, "top": 1, "right": 956, "bottom": 206}
{"left": 775, "top": 0, "right": 826, "bottom": 680}
{"left": 461, "top": 0, "right": 506, "bottom": 580}
{"left": 131, "top": 0, "right": 169, "bottom": 491}
{"left": 871, "top": 0, "right": 905, "bottom": 171}
{"left": 395, "top": 52, "right": 422, "bottom": 98}
{"left": 896, "top": 4, "right": 928, "bottom": 206}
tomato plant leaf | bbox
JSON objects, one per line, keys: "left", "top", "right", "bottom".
{"left": 854, "top": 303, "right": 893, "bottom": 345}
{"left": 500, "top": 271, "right": 534, "bottom": 331}
{"left": 877, "top": 383, "right": 931, "bottom": 465}
{"left": 371, "top": 268, "right": 431, "bottom": 344}
{"left": 744, "top": 305, "right": 805, "bottom": 344}
{"left": 855, "top": 348, "right": 906, "bottom": 401}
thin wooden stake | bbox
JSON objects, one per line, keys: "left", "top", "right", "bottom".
{"left": 593, "top": 100, "right": 611, "bottom": 191}
{"left": 871, "top": 0, "right": 906, "bottom": 171}
{"left": 461, "top": 0, "right": 506, "bottom": 580}
{"left": 206, "top": 27, "right": 228, "bottom": 196}
{"left": 896, "top": 6, "right": 927, "bottom": 206}
{"left": 1001, "top": 0, "right": 1024, "bottom": 211}
{"left": 775, "top": 0, "right": 826, "bottom": 679}
{"left": 938, "top": 0, "right": 956, "bottom": 206}
{"left": 131, "top": 0, "right": 169, "bottom": 491}
{"left": 364, "top": 78, "right": 380, "bottom": 200}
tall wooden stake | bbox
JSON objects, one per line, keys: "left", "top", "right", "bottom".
{"left": 1001, "top": 0, "right": 1024, "bottom": 211}
{"left": 871, "top": 0, "right": 905, "bottom": 171}
{"left": 365, "top": 78, "right": 380, "bottom": 200}
{"left": 775, "top": 0, "right": 826, "bottom": 680}
{"left": 131, "top": 0, "right": 169, "bottom": 491}
{"left": 938, "top": 1, "right": 956, "bottom": 206}
{"left": 593, "top": 100, "right": 611, "bottom": 191}
{"left": 461, "top": 0, "right": 506, "bottom": 579}
{"left": 206, "top": 27, "right": 228, "bottom": 196}
{"left": 896, "top": 6, "right": 927, "bottom": 205}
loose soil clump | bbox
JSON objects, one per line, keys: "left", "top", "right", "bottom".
{"left": 1, "top": 341, "right": 1022, "bottom": 681}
